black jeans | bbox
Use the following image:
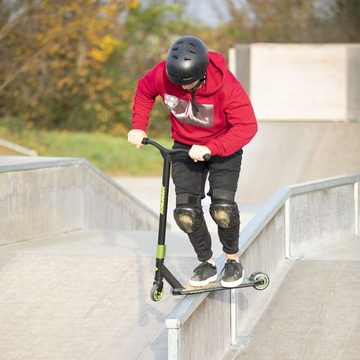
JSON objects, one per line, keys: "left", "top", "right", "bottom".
{"left": 171, "top": 141, "right": 243, "bottom": 262}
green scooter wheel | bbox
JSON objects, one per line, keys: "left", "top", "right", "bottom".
{"left": 251, "top": 272, "right": 270, "bottom": 291}
{"left": 150, "top": 284, "right": 164, "bottom": 302}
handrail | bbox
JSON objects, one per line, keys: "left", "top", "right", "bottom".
{"left": 288, "top": 174, "right": 360, "bottom": 195}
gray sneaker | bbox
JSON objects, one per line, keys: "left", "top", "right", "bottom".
{"left": 189, "top": 261, "right": 217, "bottom": 287}
{"left": 221, "top": 259, "right": 244, "bottom": 288}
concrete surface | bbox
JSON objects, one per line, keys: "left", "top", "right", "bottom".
{"left": 0, "top": 139, "right": 38, "bottom": 157}
{"left": 1, "top": 190, "right": 358, "bottom": 360}
{"left": 0, "top": 157, "right": 158, "bottom": 245}
{"left": 0, "top": 230, "right": 199, "bottom": 360}
{"left": 237, "top": 121, "right": 360, "bottom": 203}
{"left": 227, "top": 258, "right": 360, "bottom": 360}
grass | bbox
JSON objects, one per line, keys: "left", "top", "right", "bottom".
{"left": 0, "top": 126, "right": 173, "bottom": 176}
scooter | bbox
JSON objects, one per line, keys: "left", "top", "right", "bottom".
{"left": 141, "top": 138, "right": 269, "bottom": 302}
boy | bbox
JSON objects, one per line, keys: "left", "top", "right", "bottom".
{"left": 128, "top": 36, "right": 257, "bottom": 287}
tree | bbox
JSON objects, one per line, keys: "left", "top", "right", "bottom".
{"left": 0, "top": 0, "right": 189, "bottom": 135}
{"left": 203, "top": 0, "right": 360, "bottom": 53}
{"left": 328, "top": 0, "right": 360, "bottom": 42}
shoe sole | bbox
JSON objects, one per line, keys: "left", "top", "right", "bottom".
{"left": 220, "top": 274, "right": 244, "bottom": 288}
{"left": 189, "top": 274, "right": 218, "bottom": 287}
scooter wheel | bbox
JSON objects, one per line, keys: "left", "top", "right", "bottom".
{"left": 251, "top": 272, "right": 270, "bottom": 291}
{"left": 150, "top": 284, "right": 164, "bottom": 302}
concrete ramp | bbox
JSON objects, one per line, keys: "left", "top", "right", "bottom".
{"left": 230, "top": 233, "right": 360, "bottom": 359}
{"left": 228, "top": 257, "right": 360, "bottom": 360}
{"left": 0, "top": 230, "right": 200, "bottom": 360}
{"left": 237, "top": 121, "right": 360, "bottom": 203}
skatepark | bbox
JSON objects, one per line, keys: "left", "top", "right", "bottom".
{"left": 1, "top": 121, "right": 359, "bottom": 359}
{"left": 1, "top": 44, "right": 360, "bottom": 359}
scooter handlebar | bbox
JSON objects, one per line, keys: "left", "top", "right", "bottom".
{"left": 142, "top": 138, "right": 211, "bottom": 161}
{"left": 141, "top": 137, "right": 150, "bottom": 145}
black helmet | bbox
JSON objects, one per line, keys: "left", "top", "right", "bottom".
{"left": 166, "top": 36, "right": 209, "bottom": 85}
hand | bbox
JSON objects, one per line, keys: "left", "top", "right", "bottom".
{"left": 128, "top": 129, "right": 147, "bottom": 148}
{"left": 189, "top": 145, "right": 211, "bottom": 162}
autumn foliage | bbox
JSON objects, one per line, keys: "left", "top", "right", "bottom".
{"left": 0, "top": 0, "right": 187, "bottom": 135}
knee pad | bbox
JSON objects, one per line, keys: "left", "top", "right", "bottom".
{"left": 210, "top": 202, "right": 239, "bottom": 229}
{"left": 174, "top": 207, "right": 204, "bottom": 234}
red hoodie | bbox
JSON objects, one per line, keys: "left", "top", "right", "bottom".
{"left": 131, "top": 51, "right": 257, "bottom": 157}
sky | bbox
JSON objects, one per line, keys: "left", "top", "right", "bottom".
{"left": 140, "top": 0, "right": 233, "bottom": 27}
{"left": 185, "top": 0, "right": 230, "bottom": 26}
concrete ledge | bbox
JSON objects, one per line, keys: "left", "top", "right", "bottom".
{"left": 0, "top": 157, "right": 158, "bottom": 245}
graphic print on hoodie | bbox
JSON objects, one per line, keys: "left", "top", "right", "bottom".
{"left": 164, "top": 94, "right": 214, "bottom": 128}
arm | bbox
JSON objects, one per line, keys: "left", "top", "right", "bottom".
{"left": 131, "top": 66, "right": 158, "bottom": 131}
{"left": 129, "top": 64, "right": 161, "bottom": 146}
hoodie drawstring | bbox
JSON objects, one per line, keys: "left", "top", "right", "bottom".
{"left": 191, "top": 90, "right": 199, "bottom": 117}
{"left": 190, "top": 76, "right": 205, "bottom": 117}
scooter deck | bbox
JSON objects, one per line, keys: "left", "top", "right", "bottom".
{"left": 172, "top": 276, "right": 259, "bottom": 296}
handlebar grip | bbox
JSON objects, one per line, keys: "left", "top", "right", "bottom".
{"left": 142, "top": 137, "right": 211, "bottom": 161}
